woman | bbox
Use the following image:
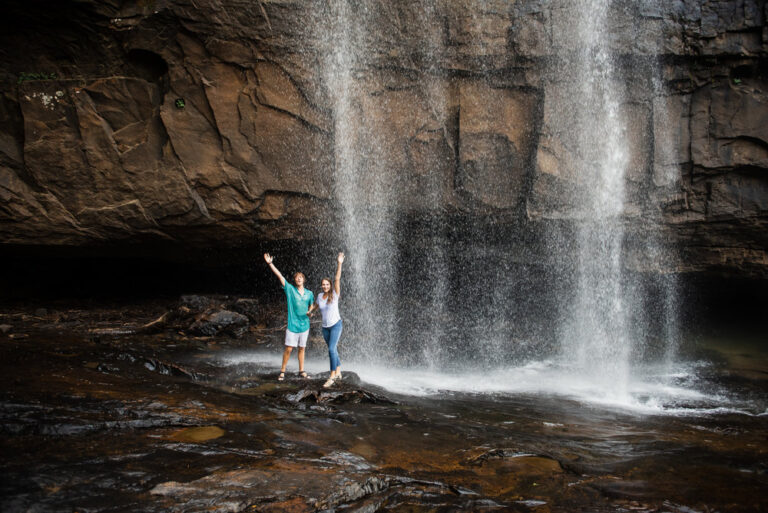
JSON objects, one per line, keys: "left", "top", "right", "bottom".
{"left": 316, "top": 252, "right": 344, "bottom": 388}
{"left": 264, "top": 253, "right": 315, "bottom": 381}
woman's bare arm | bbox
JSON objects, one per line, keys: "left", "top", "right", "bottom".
{"left": 264, "top": 253, "right": 285, "bottom": 287}
{"left": 334, "top": 252, "right": 344, "bottom": 295}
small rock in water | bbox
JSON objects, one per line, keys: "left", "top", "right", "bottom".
{"left": 34, "top": 308, "right": 47, "bottom": 317}
{"left": 189, "top": 310, "right": 249, "bottom": 337}
{"left": 286, "top": 388, "right": 316, "bottom": 403}
{"left": 0, "top": 324, "right": 12, "bottom": 334}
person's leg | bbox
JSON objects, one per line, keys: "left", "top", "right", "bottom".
{"left": 297, "top": 330, "right": 309, "bottom": 375}
{"left": 334, "top": 321, "right": 342, "bottom": 379}
{"left": 322, "top": 326, "right": 332, "bottom": 372}
{"left": 322, "top": 325, "right": 337, "bottom": 388}
{"left": 280, "top": 347, "right": 293, "bottom": 380}
{"left": 281, "top": 347, "right": 293, "bottom": 372}
{"left": 328, "top": 320, "right": 342, "bottom": 378}
{"left": 282, "top": 330, "right": 299, "bottom": 375}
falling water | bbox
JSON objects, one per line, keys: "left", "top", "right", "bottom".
{"left": 407, "top": 1, "right": 451, "bottom": 370}
{"left": 548, "top": 0, "right": 634, "bottom": 399}
{"left": 546, "top": 0, "right": 683, "bottom": 404}
{"left": 306, "top": 0, "right": 724, "bottom": 413}
{"left": 320, "top": 2, "right": 399, "bottom": 364}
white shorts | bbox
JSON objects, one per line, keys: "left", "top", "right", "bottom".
{"left": 285, "top": 329, "right": 309, "bottom": 348}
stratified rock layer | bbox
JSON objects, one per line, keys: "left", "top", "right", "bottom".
{"left": 0, "top": 0, "right": 766, "bottom": 276}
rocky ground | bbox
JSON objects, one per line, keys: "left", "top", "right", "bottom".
{"left": 1, "top": 298, "right": 767, "bottom": 512}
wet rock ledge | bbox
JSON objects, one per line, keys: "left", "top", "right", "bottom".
{"left": 1, "top": 299, "right": 767, "bottom": 512}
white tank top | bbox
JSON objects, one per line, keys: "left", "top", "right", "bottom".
{"left": 317, "top": 291, "right": 341, "bottom": 327}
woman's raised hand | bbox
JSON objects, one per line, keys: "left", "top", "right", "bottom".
{"left": 264, "top": 253, "right": 273, "bottom": 264}
{"left": 334, "top": 252, "right": 344, "bottom": 294}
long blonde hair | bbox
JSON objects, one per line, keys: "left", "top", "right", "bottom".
{"left": 321, "top": 278, "right": 334, "bottom": 303}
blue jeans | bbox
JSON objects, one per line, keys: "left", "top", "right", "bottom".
{"left": 322, "top": 319, "right": 342, "bottom": 372}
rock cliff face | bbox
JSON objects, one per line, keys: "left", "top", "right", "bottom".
{"left": 0, "top": 0, "right": 766, "bottom": 277}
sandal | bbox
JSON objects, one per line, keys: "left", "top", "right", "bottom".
{"left": 277, "top": 372, "right": 285, "bottom": 381}
{"left": 323, "top": 377, "right": 335, "bottom": 388}
{"left": 299, "top": 371, "right": 309, "bottom": 379}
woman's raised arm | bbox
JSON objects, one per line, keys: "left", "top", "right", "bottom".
{"left": 334, "top": 252, "right": 344, "bottom": 295}
{"left": 264, "top": 253, "right": 285, "bottom": 287}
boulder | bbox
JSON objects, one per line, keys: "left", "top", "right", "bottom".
{"left": 228, "top": 298, "right": 260, "bottom": 323}
{"left": 189, "top": 310, "right": 249, "bottom": 337}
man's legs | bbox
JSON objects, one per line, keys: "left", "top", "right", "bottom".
{"left": 280, "top": 346, "right": 293, "bottom": 373}
{"left": 298, "top": 347, "right": 305, "bottom": 373}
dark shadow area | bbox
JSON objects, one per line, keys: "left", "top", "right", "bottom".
{"left": 0, "top": 0, "right": 175, "bottom": 88}
{"left": 127, "top": 49, "right": 169, "bottom": 83}
{"left": 2, "top": 241, "right": 766, "bottom": 337}
{"left": 678, "top": 273, "right": 768, "bottom": 338}
{"left": 0, "top": 0, "right": 112, "bottom": 82}
{"left": 0, "top": 241, "right": 331, "bottom": 305}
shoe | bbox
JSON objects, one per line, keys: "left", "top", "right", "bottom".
{"left": 336, "top": 372, "right": 342, "bottom": 380}
{"left": 323, "top": 377, "right": 335, "bottom": 388}
{"left": 299, "top": 371, "right": 309, "bottom": 379}
{"left": 277, "top": 372, "right": 285, "bottom": 381}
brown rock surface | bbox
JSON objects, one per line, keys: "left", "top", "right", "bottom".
{"left": 458, "top": 82, "right": 539, "bottom": 210}
{"left": 0, "top": 0, "right": 766, "bottom": 276}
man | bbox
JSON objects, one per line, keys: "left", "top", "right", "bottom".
{"left": 264, "top": 253, "right": 315, "bottom": 381}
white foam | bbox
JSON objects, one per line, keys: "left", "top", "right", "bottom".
{"left": 217, "top": 351, "right": 759, "bottom": 417}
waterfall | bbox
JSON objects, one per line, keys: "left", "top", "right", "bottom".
{"left": 312, "top": 0, "right": 684, "bottom": 409}
{"left": 319, "top": 1, "right": 458, "bottom": 368}
{"left": 321, "top": 2, "right": 400, "bottom": 364}
{"left": 546, "top": 0, "right": 681, "bottom": 400}
{"left": 407, "top": 1, "right": 451, "bottom": 371}
{"left": 547, "top": 0, "right": 634, "bottom": 397}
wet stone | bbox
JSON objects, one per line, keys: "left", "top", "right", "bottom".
{"left": 239, "top": 382, "right": 292, "bottom": 395}
{"left": 169, "top": 425, "right": 226, "bottom": 442}
{"left": 590, "top": 479, "right": 652, "bottom": 500}
{"left": 180, "top": 295, "right": 216, "bottom": 311}
{"left": 283, "top": 385, "right": 395, "bottom": 406}
{"left": 229, "top": 298, "right": 260, "bottom": 323}
{"left": 189, "top": 310, "right": 249, "bottom": 338}
{"left": 1, "top": 303, "right": 766, "bottom": 512}
{"left": 142, "top": 357, "right": 208, "bottom": 381}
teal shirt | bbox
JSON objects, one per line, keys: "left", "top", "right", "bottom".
{"left": 283, "top": 282, "right": 314, "bottom": 333}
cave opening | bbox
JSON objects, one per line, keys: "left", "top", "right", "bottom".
{"left": 0, "top": 240, "right": 765, "bottom": 348}
{"left": 126, "top": 49, "right": 169, "bottom": 84}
